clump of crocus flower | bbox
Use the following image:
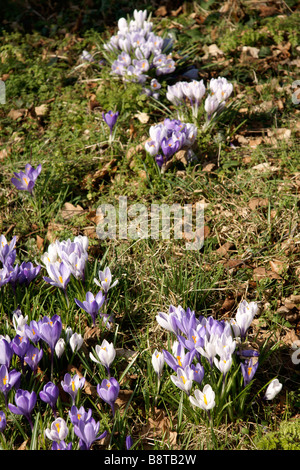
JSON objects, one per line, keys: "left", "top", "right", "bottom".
{"left": 154, "top": 300, "right": 269, "bottom": 422}
{"left": 144, "top": 117, "right": 197, "bottom": 170}
{"left": 102, "top": 9, "right": 175, "bottom": 96}
{"left": 0, "top": 235, "right": 41, "bottom": 293}
{"left": 11, "top": 163, "right": 42, "bottom": 195}
{"left": 41, "top": 235, "right": 89, "bottom": 283}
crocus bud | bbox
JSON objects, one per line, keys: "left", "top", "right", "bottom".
{"left": 70, "top": 333, "right": 83, "bottom": 353}
{"left": 55, "top": 338, "right": 65, "bottom": 358}
{"left": 151, "top": 349, "right": 164, "bottom": 377}
{"left": 264, "top": 379, "right": 282, "bottom": 400}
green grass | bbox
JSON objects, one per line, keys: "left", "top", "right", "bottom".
{"left": 0, "top": 0, "right": 299, "bottom": 450}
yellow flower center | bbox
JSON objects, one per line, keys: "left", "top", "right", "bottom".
{"left": 176, "top": 356, "right": 182, "bottom": 367}
{"left": 180, "top": 375, "right": 186, "bottom": 384}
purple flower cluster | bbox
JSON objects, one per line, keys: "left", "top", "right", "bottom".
{"left": 155, "top": 300, "right": 260, "bottom": 397}
{"left": 103, "top": 9, "right": 175, "bottom": 92}
{"left": 41, "top": 235, "right": 89, "bottom": 291}
{"left": 0, "top": 235, "right": 41, "bottom": 291}
{"left": 144, "top": 118, "right": 197, "bottom": 168}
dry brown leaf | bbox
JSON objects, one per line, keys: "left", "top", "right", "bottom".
{"left": 139, "top": 407, "right": 177, "bottom": 449}
{"left": 7, "top": 109, "right": 25, "bottom": 120}
{"left": 269, "top": 259, "right": 288, "bottom": 275}
{"left": 240, "top": 46, "right": 260, "bottom": 60}
{"left": 18, "top": 440, "right": 29, "bottom": 450}
{"left": 46, "top": 222, "right": 66, "bottom": 242}
{"left": 251, "top": 162, "right": 279, "bottom": 172}
{"left": 155, "top": 5, "right": 167, "bottom": 16}
{"left": 36, "top": 235, "right": 44, "bottom": 252}
{"left": 0, "top": 148, "right": 8, "bottom": 161}
{"left": 60, "top": 202, "right": 85, "bottom": 220}
{"left": 216, "top": 241, "right": 234, "bottom": 256}
{"left": 253, "top": 267, "right": 282, "bottom": 280}
{"left": 202, "top": 162, "right": 215, "bottom": 172}
{"left": 134, "top": 112, "right": 149, "bottom": 123}
{"left": 267, "top": 128, "right": 291, "bottom": 141}
{"left": 35, "top": 104, "right": 48, "bottom": 117}
{"left": 248, "top": 197, "right": 269, "bottom": 211}
{"left": 115, "top": 390, "right": 134, "bottom": 413}
{"left": 202, "top": 44, "right": 224, "bottom": 59}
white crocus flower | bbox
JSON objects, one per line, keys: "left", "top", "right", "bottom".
{"left": 55, "top": 338, "right": 65, "bottom": 358}
{"left": 89, "top": 339, "right": 116, "bottom": 370}
{"left": 189, "top": 384, "right": 215, "bottom": 411}
{"left": 264, "top": 379, "right": 282, "bottom": 400}
{"left": 214, "top": 353, "right": 233, "bottom": 377}
{"left": 69, "top": 333, "right": 83, "bottom": 353}
{"left": 235, "top": 300, "right": 258, "bottom": 339}
{"left": 170, "top": 366, "right": 194, "bottom": 395}
{"left": 45, "top": 418, "right": 69, "bottom": 443}
{"left": 151, "top": 349, "right": 164, "bottom": 377}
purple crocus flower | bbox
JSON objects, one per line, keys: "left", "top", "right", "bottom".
{"left": 74, "top": 417, "right": 107, "bottom": 450}
{"left": 51, "top": 440, "right": 72, "bottom": 450}
{"left": 160, "top": 136, "right": 180, "bottom": 160}
{"left": 17, "top": 262, "right": 41, "bottom": 286}
{"left": 61, "top": 373, "right": 85, "bottom": 406}
{"left": 155, "top": 154, "right": 164, "bottom": 168}
{"left": 69, "top": 405, "right": 93, "bottom": 426}
{"left": 190, "top": 362, "right": 205, "bottom": 384}
{"left": 241, "top": 358, "right": 259, "bottom": 387}
{"left": 0, "top": 266, "right": 11, "bottom": 288}
{"left": 39, "top": 381, "right": 59, "bottom": 417}
{"left": 11, "top": 335, "right": 30, "bottom": 364}
{"left": 11, "top": 163, "right": 42, "bottom": 194}
{"left": 74, "top": 291, "right": 105, "bottom": 326}
{"left": 43, "top": 261, "right": 71, "bottom": 291}
{"left": 126, "top": 435, "right": 133, "bottom": 450}
{"left": 8, "top": 389, "right": 37, "bottom": 430}
{"left": 163, "top": 342, "right": 196, "bottom": 372}
{"left": 94, "top": 266, "right": 118, "bottom": 296}
{"left": 102, "top": 110, "right": 119, "bottom": 135}
{"left": 24, "top": 320, "right": 41, "bottom": 345}
{"left": 0, "top": 365, "right": 21, "bottom": 407}
{"left": 0, "top": 411, "right": 6, "bottom": 432}
{"left": 38, "top": 314, "right": 62, "bottom": 379}
{"left": 97, "top": 377, "right": 120, "bottom": 416}
{"left": 0, "top": 235, "right": 17, "bottom": 266}
{"left": 24, "top": 344, "right": 43, "bottom": 373}
{"left": 0, "top": 337, "right": 13, "bottom": 367}
{"left": 38, "top": 315, "right": 63, "bottom": 354}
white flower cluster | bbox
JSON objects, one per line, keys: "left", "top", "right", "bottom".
{"left": 103, "top": 9, "right": 175, "bottom": 91}
{"left": 166, "top": 76, "right": 233, "bottom": 120}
